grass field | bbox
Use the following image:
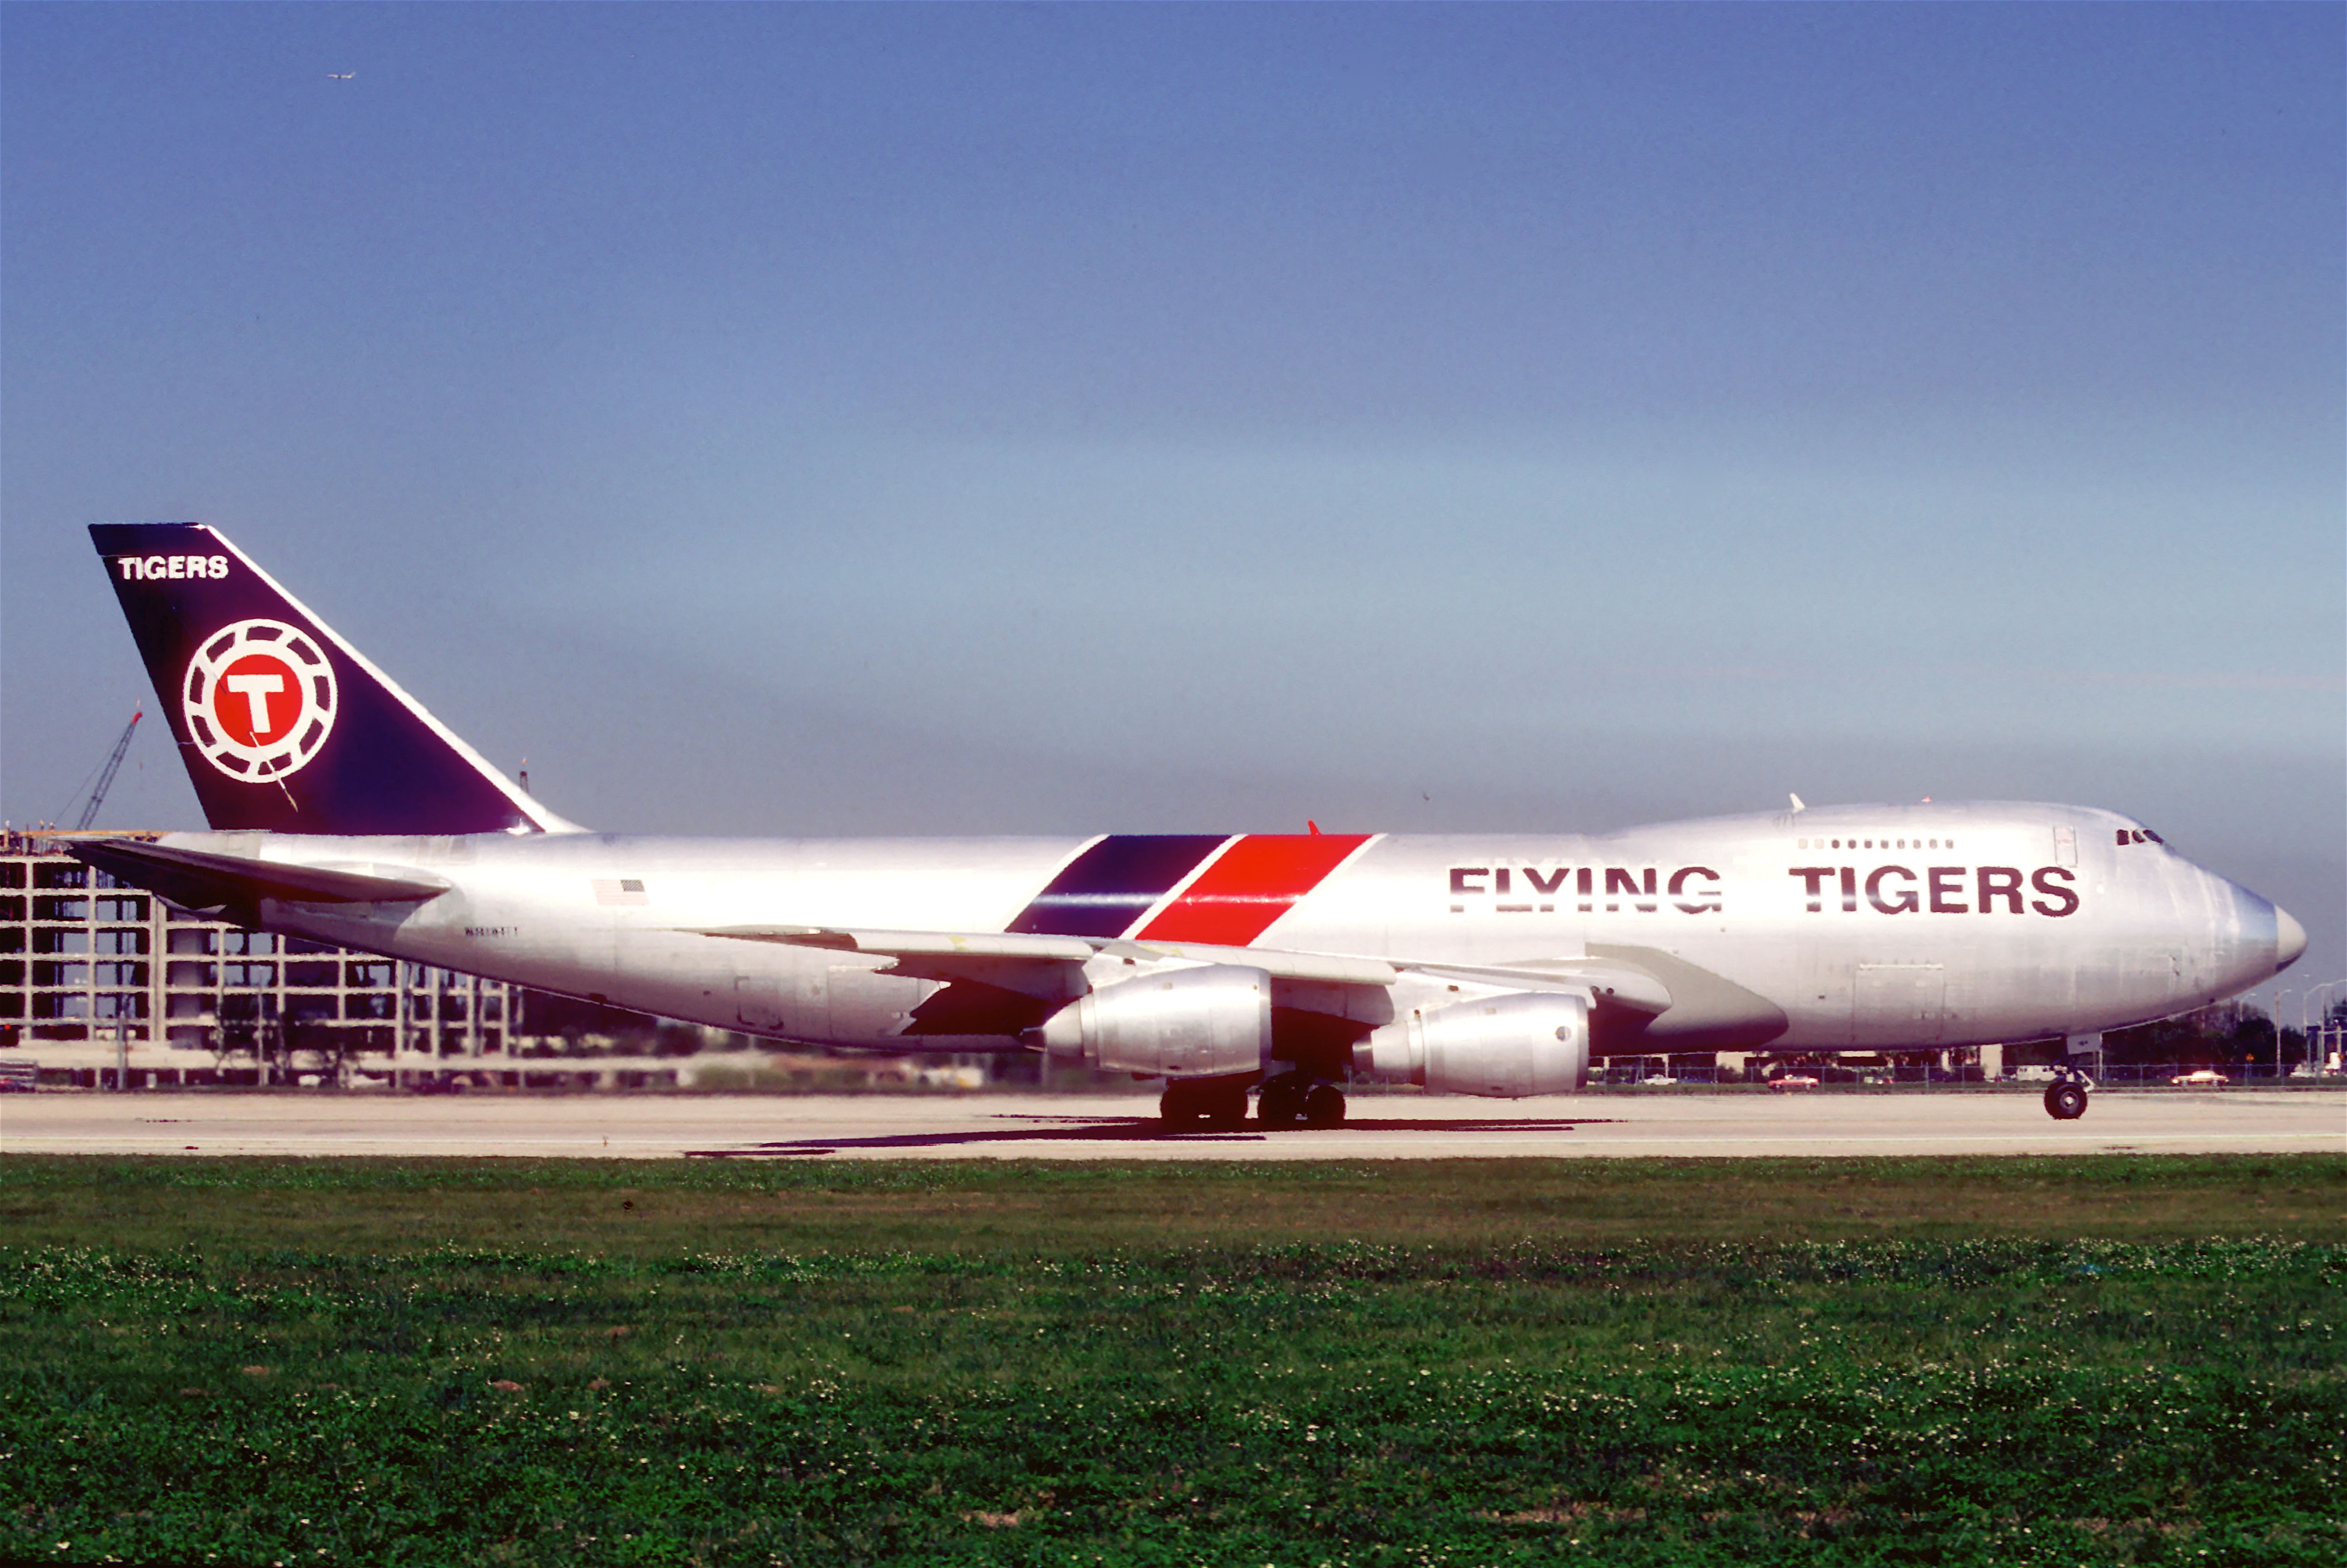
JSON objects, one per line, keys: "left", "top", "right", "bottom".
{"left": 2, "top": 1155, "right": 2342, "bottom": 1566}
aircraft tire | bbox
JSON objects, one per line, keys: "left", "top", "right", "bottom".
{"left": 1163, "top": 1077, "right": 1249, "bottom": 1130}
{"left": 1203, "top": 1080, "right": 1250, "bottom": 1131}
{"left": 1158, "top": 1081, "right": 1207, "bottom": 1128}
{"left": 1302, "top": 1083, "right": 1347, "bottom": 1128}
{"left": 1257, "top": 1078, "right": 1307, "bottom": 1129}
{"left": 2044, "top": 1082, "right": 2088, "bottom": 1121}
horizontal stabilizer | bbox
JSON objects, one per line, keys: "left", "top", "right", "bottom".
{"left": 69, "top": 838, "right": 450, "bottom": 912}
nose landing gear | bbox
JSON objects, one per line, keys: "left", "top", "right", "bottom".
{"left": 2043, "top": 1070, "right": 2091, "bottom": 1121}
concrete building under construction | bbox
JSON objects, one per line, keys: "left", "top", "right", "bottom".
{"left": 1, "top": 830, "right": 518, "bottom": 1082}
{"left": 0, "top": 830, "right": 1022, "bottom": 1091}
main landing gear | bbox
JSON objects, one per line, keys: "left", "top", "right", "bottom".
{"left": 1157, "top": 1075, "right": 1348, "bottom": 1131}
{"left": 2042, "top": 1069, "right": 2091, "bottom": 1122}
{"left": 1158, "top": 1076, "right": 1250, "bottom": 1131}
{"left": 1254, "top": 1074, "right": 1347, "bottom": 1130}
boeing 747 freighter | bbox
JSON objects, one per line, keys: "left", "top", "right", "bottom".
{"left": 73, "top": 523, "right": 2305, "bottom": 1127}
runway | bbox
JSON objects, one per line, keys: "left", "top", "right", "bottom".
{"left": 3, "top": 1088, "right": 2340, "bottom": 1160}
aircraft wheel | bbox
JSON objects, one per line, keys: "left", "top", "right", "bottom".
{"left": 1159, "top": 1081, "right": 1209, "bottom": 1128}
{"left": 1302, "top": 1083, "right": 1348, "bottom": 1128}
{"left": 1203, "top": 1080, "right": 1250, "bottom": 1131}
{"left": 1256, "top": 1078, "right": 1307, "bottom": 1129}
{"left": 2044, "top": 1082, "right": 2088, "bottom": 1121}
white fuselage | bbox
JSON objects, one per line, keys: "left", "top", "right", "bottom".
{"left": 181, "top": 798, "right": 2290, "bottom": 1067}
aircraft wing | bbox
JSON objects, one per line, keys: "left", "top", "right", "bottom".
{"left": 1401, "top": 957, "right": 1672, "bottom": 1015}
{"left": 69, "top": 838, "right": 451, "bottom": 913}
{"left": 697, "top": 925, "right": 1099, "bottom": 963}
{"left": 694, "top": 924, "right": 1400, "bottom": 987}
{"left": 690, "top": 924, "right": 1670, "bottom": 1011}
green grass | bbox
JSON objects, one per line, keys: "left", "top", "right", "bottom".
{"left": 2, "top": 1156, "right": 2342, "bottom": 1566}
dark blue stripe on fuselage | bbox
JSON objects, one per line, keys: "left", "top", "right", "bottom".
{"left": 1006, "top": 834, "right": 1230, "bottom": 938}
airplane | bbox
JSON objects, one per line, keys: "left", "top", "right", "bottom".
{"left": 73, "top": 522, "right": 2306, "bottom": 1127}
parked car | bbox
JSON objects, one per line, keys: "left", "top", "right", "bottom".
{"left": 1639, "top": 1076, "right": 1679, "bottom": 1087}
{"left": 1768, "top": 1074, "right": 1820, "bottom": 1092}
{"left": 2170, "top": 1069, "right": 2229, "bottom": 1087}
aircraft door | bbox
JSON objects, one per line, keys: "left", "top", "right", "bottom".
{"left": 734, "top": 973, "right": 784, "bottom": 1034}
{"left": 2156, "top": 950, "right": 2190, "bottom": 1005}
{"left": 1795, "top": 934, "right": 1855, "bottom": 1046}
{"left": 734, "top": 954, "right": 833, "bottom": 1039}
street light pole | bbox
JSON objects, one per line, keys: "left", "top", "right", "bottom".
{"left": 2273, "top": 988, "right": 2294, "bottom": 1083}
{"left": 2332, "top": 981, "right": 2347, "bottom": 1071}
{"left": 2303, "top": 982, "right": 2344, "bottom": 1075}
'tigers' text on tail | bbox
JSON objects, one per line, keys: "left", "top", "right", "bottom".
{"left": 90, "top": 523, "right": 577, "bottom": 837}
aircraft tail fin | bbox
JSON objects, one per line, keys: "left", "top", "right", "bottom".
{"left": 88, "top": 522, "right": 578, "bottom": 836}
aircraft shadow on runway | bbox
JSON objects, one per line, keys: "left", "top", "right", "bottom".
{"left": 685, "top": 1113, "right": 1617, "bottom": 1157}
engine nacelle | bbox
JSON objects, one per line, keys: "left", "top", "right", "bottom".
{"left": 1031, "top": 964, "right": 1271, "bottom": 1078}
{"left": 1357, "top": 991, "right": 1590, "bottom": 1097}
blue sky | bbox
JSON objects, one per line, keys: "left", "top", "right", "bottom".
{"left": 4, "top": 5, "right": 2341, "bottom": 990}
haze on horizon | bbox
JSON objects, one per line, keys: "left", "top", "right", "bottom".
{"left": 3, "top": 5, "right": 2341, "bottom": 994}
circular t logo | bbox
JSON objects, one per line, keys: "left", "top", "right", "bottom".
{"left": 182, "top": 619, "right": 337, "bottom": 780}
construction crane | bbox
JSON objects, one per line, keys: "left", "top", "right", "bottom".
{"left": 69, "top": 708, "right": 142, "bottom": 831}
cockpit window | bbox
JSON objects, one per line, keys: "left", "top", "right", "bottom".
{"left": 2117, "top": 827, "right": 2166, "bottom": 847}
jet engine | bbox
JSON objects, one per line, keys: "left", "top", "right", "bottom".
{"left": 1356, "top": 991, "right": 1590, "bottom": 1097}
{"left": 1030, "top": 964, "right": 1271, "bottom": 1078}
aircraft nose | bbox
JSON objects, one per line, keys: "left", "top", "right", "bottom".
{"left": 2275, "top": 905, "right": 2307, "bottom": 972}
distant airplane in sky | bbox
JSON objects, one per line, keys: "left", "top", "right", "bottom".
{"left": 74, "top": 523, "right": 2304, "bottom": 1128}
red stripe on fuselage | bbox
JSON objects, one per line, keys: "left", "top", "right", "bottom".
{"left": 1136, "top": 833, "right": 1372, "bottom": 945}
